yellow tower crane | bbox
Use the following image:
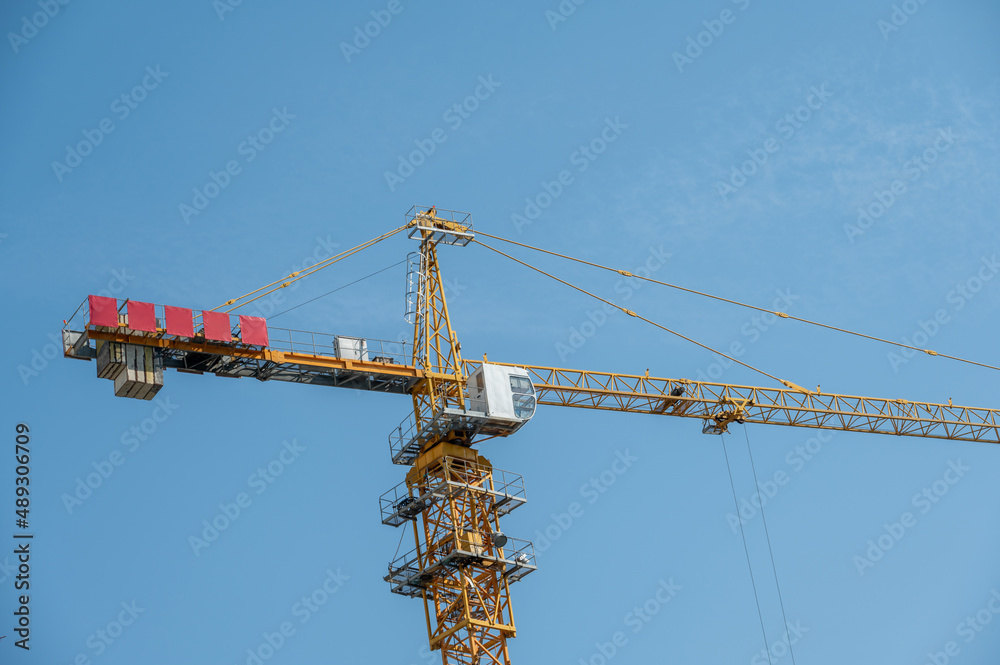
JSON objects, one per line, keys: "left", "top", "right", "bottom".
{"left": 62, "top": 207, "right": 1000, "bottom": 665}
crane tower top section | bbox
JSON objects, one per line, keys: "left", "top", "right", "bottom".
{"left": 405, "top": 206, "right": 474, "bottom": 246}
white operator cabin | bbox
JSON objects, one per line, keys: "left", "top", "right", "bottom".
{"left": 387, "top": 363, "right": 539, "bottom": 465}
{"left": 467, "top": 364, "right": 537, "bottom": 433}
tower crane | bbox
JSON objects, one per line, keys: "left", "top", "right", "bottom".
{"left": 62, "top": 207, "right": 1000, "bottom": 665}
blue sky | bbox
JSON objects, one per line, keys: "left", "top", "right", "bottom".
{"left": 2, "top": 0, "right": 1000, "bottom": 663}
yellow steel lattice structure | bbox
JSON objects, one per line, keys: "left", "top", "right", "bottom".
{"left": 462, "top": 361, "right": 1000, "bottom": 443}
{"left": 394, "top": 447, "right": 530, "bottom": 664}
{"left": 61, "top": 209, "right": 1000, "bottom": 665}
{"left": 403, "top": 208, "right": 522, "bottom": 665}
{"left": 409, "top": 208, "right": 470, "bottom": 431}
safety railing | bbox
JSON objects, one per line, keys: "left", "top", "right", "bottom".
{"left": 386, "top": 535, "right": 536, "bottom": 596}
{"left": 405, "top": 206, "right": 474, "bottom": 246}
{"left": 266, "top": 327, "right": 411, "bottom": 365}
{"left": 379, "top": 461, "right": 527, "bottom": 526}
{"left": 64, "top": 296, "right": 412, "bottom": 364}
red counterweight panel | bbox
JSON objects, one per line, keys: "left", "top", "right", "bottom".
{"left": 89, "top": 295, "right": 120, "bottom": 327}
{"left": 239, "top": 316, "right": 269, "bottom": 346}
{"left": 202, "top": 310, "right": 232, "bottom": 342}
{"left": 164, "top": 306, "right": 194, "bottom": 337}
{"left": 127, "top": 301, "right": 157, "bottom": 333}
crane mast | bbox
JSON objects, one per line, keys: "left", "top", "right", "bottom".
{"left": 391, "top": 208, "right": 531, "bottom": 664}
{"left": 60, "top": 206, "right": 1000, "bottom": 664}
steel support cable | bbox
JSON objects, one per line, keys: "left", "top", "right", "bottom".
{"left": 269, "top": 260, "right": 406, "bottom": 320}
{"left": 744, "top": 426, "right": 798, "bottom": 665}
{"left": 722, "top": 433, "right": 774, "bottom": 665}
{"left": 475, "top": 240, "right": 809, "bottom": 393}
{"left": 475, "top": 231, "right": 1000, "bottom": 374}
{"left": 213, "top": 225, "right": 409, "bottom": 314}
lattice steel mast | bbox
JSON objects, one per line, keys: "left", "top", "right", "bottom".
{"left": 385, "top": 207, "right": 533, "bottom": 665}
{"left": 61, "top": 207, "right": 1000, "bottom": 665}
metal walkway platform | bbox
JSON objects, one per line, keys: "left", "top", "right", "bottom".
{"left": 385, "top": 536, "right": 537, "bottom": 598}
{"left": 379, "top": 462, "right": 527, "bottom": 527}
{"left": 63, "top": 297, "right": 422, "bottom": 397}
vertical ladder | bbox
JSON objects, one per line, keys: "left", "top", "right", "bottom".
{"left": 404, "top": 251, "right": 422, "bottom": 325}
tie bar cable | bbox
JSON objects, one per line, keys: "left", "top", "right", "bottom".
{"left": 214, "top": 225, "right": 408, "bottom": 315}
{"left": 475, "top": 230, "right": 1000, "bottom": 374}
{"left": 270, "top": 260, "right": 406, "bottom": 320}
{"left": 475, "top": 239, "right": 810, "bottom": 393}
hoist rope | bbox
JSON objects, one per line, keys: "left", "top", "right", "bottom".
{"left": 744, "top": 426, "right": 798, "bottom": 665}
{"left": 722, "top": 433, "right": 774, "bottom": 665}
{"left": 475, "top": 230, "right": 1000, "bottom": 374}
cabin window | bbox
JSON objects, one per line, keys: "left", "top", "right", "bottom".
{"left": 509, "top": 376, "right": 533, "bottom": 395}
{"left": 512, "top": 394, "right": 536, "bottom": 419}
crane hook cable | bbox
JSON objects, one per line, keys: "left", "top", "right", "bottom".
{"left": 212, "top": 224, "right": 409, "bottom": 315}
{"left": 475, "top": 240, "right": 809, "bottom": 393}
{"left": 722, "top": 433, "right": 774, "bottom": 665}
{"left": 744, "top": 425, "right": 798, "bottom": 665}
{"left": 474, "top": 231, "right": 1000, "bottom": 375}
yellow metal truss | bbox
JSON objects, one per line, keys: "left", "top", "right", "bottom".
{"left": 404, "top": 448, "right": 517, "bottom": 664}
{"left": 462, "top": 361, "right": 1000, "bottom": 443}
{"left": 406, "top": 210, "right": 518, "bottom": 665}
{"left": 410, "top": 230, "right": 467, "bottom": 431}
{"left": 64, "top": 212, "right": 1000, "bottom": 665}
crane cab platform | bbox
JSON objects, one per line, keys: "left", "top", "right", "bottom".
{"left": 389, "top": 364, "right": 537, "bottom": 465}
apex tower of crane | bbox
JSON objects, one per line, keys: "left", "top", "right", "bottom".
{"left": 406, "top": 205, "right": 474, "bottom": 246}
